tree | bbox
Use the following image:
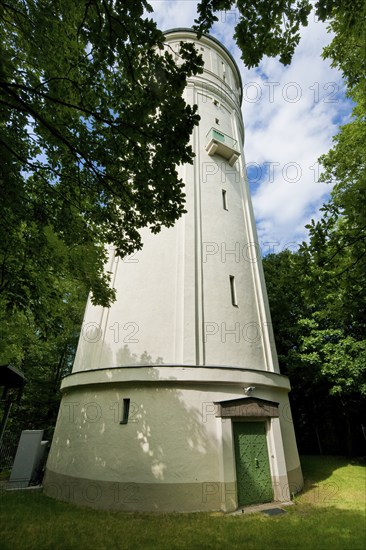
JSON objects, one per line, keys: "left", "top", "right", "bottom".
{"left": 0, "top": 230, "right": 89, "bottom": 437}
{"left": 263, "top": 250, "right": 366, "bottom": 455}
{"left": 9, "top": 293, "right": 86, "bottom": 437}
{"left": 321, "top": 0, "right": 366, "bottom": 90}
{"left": 194, "top": 1, "right": 363, "bottom": 68}
{"left": 195, "top": 0, "right": 312, "bottom": 66}
{"left": 297, "top": 84, "right": 366, "bottom": 453}
{"left": 0, "top": 0, "right": 203, "bottom": 311}
{"left": 263, "top": 77, "right": 366, "bottom": 451}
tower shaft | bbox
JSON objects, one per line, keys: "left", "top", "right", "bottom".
{"left": 44, "top": 29, "right": 303, "bottom": 512}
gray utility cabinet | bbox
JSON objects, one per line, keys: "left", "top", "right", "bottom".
{"left": 8, "top": 430, "right": 48, "bottom": 488}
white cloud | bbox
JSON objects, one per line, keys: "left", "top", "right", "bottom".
{"left": 149, "top": 1, "right": 350, "bottom": 249}
{"left": 240, "top": 15, "right": 347, "bottom": 248}
{"left": 149, "top": 0, "right": 198, "bottom": 30}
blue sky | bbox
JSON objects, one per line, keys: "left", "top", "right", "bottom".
{"left": 149, "top": 1, "right": 351, "bottom": 252}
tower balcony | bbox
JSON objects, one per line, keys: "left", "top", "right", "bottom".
{"left": 205, "top": 127, "right": 240, "bottom": 166}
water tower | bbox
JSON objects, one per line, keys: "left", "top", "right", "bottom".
{"left": 44, "top": 29, "right": 303, "bottom": 512}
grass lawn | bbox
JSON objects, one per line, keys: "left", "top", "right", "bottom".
{"left": 0, "top": 456, "right": 365, "bottom": 550}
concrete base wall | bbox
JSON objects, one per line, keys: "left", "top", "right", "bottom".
{"left": 44, "top": 366, "right": 303, "bottom": 512}
{"left": 43, "top": 469, "right": 236, "bottom": 512}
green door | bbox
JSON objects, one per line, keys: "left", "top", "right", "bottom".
{"left": 233, "top": 422, "right": 273, "bottom": 506}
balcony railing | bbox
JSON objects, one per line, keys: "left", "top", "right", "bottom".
{"left": 205, "top": 128, "right": 240, "bottom": 166}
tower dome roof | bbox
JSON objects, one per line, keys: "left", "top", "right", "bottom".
{"left": 164, "top": 27, "right": 243, "bottom": 104}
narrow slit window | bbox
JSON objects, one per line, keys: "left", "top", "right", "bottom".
{"left": 120, "top": 398, "right": 130, "bottom": 424}
{"left": 230, "top": 275, "right": 238, "bottom": 307}
{"left": 222, "top": 189, "right": 228, "bottom": 210}
{"left": 215, "top": 118, "right": 220, "bottom": 125}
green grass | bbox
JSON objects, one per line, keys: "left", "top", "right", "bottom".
{"left": 297, "top": 455, "right": 365, "bottom": 511}
{"left": 0, "top": 456, "right": 365, "bottom": 550}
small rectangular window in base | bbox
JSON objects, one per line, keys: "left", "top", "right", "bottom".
{"left": 120, "top": 398, "right": 130, "bottom": 424}
{"left": 230, "top": 275, "right": 238, "bottom": 307}
{"left": 222, "top": 189, "right": 228, "bottom": 210}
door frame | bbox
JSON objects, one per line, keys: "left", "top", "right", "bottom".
{"left": 214, "top": 397, "right": 290, "bottom": 511}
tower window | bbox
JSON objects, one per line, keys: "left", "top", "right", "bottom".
{"left": 230, "top": 275, "right": 238, "bottom": 307}
{"left": 120, "top": 398, "right": 131, "bottom": 424}
{"left": 222, "top": 189, "right": 228, "bottom": 210}
{"left": 213, "top": 99, "right": 219, "bottom": 106}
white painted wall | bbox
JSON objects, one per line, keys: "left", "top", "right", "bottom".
{"left": 48, "top": 369, "right": 294, "bottom": 486}
{"left": 72, "top": 30, "right": 278, "bottom": 375}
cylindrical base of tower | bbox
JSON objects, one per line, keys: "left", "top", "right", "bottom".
{"left": 43, "top": 366, "right": 303, "bottom": 512}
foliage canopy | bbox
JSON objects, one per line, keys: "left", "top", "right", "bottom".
{"left": 0, "top": 0, "right": 203, "bottom": 309}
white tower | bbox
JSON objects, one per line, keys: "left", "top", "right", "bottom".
{"left": 44, "top": 29, "right": 303, "bottom": 512}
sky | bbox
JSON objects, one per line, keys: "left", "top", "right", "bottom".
{"left": 149, "top": 0, "right": 352, "bottom": 254}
